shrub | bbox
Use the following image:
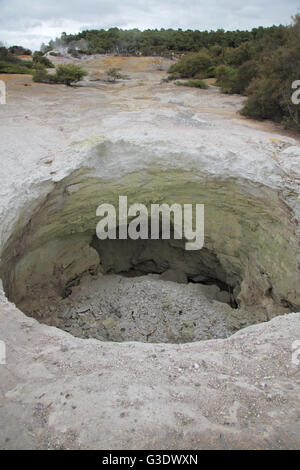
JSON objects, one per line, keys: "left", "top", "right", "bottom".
{"left": 201, "top": 65, "right": 216, "bottom": 78}
{"left": 54, "top": 64, "right": 88, "bottom": 85}
{"left": 9, "top": 45, "right": 32, "bottom": 56}
{"left": 240, "top": 17, "right": 300, "bottom": 126}
{"left": 165, "top": 72, "right": 181, "bottom": 81}
{"left": 241, "top": 77, "right": 283, "bottom": 121}
{"left": 21, "top": 60, "right": 33, "bottom": 69}
{"left": 168, "top": 51, "right": 213, "bottom": 78}
{"left": 215, "top": 65, "right": 239, "bottom": 93}
{"left": 33, "top": 64, "right": 88, "bottom": 85}
{"left": 0, "top": 45, "right": 53, "bottom": 75}
{"left": 175, "top": 79, "right": 209, "bottom": 89}
{"left": 32, "top": 69, "right": 52, "bottom": 83}
{"left": 0, "top": 61, "right": 34, "bottom": 74}
{"left": 32, "top": 51, "right": 54, "bottom": 68}
{"left": 223, "top": 42, "right": 255, "bottom": 67}
{"left": 106, "top": 67, "right": 127, "bottom": 81}
{"left": 235, "top": 60, "right": 259, "bottom": 95}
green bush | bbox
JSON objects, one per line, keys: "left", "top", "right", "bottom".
{"left": 0, "top": 45, "right": 54, "bottom": 75}
{"left": 175, "top": 79, "right": 209, "bottom": 89}
{"left": 32, "top": 51, "right": 54, "bottom": 68}
{"left": 223, "top": 42, "right": 255, "bottom": 67}
{"left": 54, "top": 64, "right": 88, "bottom": 85}
{"left": 165, "top": 72, "right": 181, "bottom": 81}
{"left": 241, "top": 77, "right": 283, "bottom": 121}
{"left": 235, "top": 60, "right": 259, "bottom": 94}
{"left": 106, "top": 67, "right": 126, "bottom": 81}
{"left": 215, "top": 65, "right": 239, "bottom": 93}
{"left": 241, "top": 21, "right": 300, "bottom": 126}
{"left": 33, "top": 64, "right": 88, "bottom": 85}
{"left": 201, "top": 65, "right": 216, "bottom": 78}
{"left": 8, "top": 45, "right": 32, "bottom": 56}
{"left": 32, "top": 69, "right": 53, "bottom": 83}
{"left": 0, "top": 61, "right": 34, "bottom": 74}
{"left": 21, "top": 60, "right": 33, "bottom": 69}
{"left": 168, "top": 51, "right": 213, "bottom": 78}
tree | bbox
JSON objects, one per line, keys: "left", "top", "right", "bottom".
{"left": 54, "top": 64, "right": 88, "bottom": 85}
{"left": 9, "top": 45, "right": 32, "bottom": 56}
{"left": 241, "top": 16, "right": 300, "bottom": 126}
{"left": 235, "top": 60, "right": 259, "bottom": 94}
{"left": 42, "top": 25, "right": 281, "bottom": 57}
{"left": 215, "top": 65, "right": 239, "bottom": 93}
{"left": 168, "top": 51, "right": 213, "bottom": 78}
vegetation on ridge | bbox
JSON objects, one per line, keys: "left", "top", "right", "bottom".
{"left": 41, "top": 25, "right": 284, "bottom": 57}
{"left": 0, "top": 44, "right": 54, "bottom": 75}
{"left": 166, "top": 15, "right": 300, "bottom": 128}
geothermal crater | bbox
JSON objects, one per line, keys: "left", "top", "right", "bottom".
{"left": 2, "top": 59, "right": 300, "bottom": 450}
{"left": 2, "top": 162, "right": 298, "bottom": 343}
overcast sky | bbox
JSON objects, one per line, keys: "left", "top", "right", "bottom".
{"left": 0, "top": 0, "right": 298, "bottom": 51}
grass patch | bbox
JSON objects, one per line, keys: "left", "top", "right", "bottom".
{"left": 175, "top": 79, "right": 209, "bottom": 89}
{"left": 0, "top": 62, "right": 34, "bottom": 74}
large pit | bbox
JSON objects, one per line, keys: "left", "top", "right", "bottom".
{"left": 1, "top": 163, "right": 300, "bottom": 343}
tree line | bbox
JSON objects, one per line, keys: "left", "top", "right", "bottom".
{"left": 166, "top": 16, "right": 300, "bottom": 128}
{"left": 42, "top": 25, "right": 283, "bottom": 57}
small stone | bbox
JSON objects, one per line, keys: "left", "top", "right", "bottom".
{"left": 181, "top": 327, "right": 195, "bottom": 341}
{"left": 183, "top": 321, "right": 194, "bottom": 328}
{"left": 102, "top": 317, "right": 116, "bottom": 329}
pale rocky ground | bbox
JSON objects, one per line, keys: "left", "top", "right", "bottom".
{"left": 1, "top": 56, "right": 300, "bottom": 449}
{"left": 29, "top": 272, "right": 268, "bottom": 343}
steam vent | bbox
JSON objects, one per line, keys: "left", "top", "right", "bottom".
{"left": 1, "top": 57, "right": 300, "bottom": 450}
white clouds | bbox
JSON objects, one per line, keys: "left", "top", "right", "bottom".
{"left": 0, "top": 18, "right": 93, "bottom": 49}
{"left": 0, "top": 0, "right": 298, "bottom": 50}
{"left": 0, "top": 19, "right": 90, "bottom": 49}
